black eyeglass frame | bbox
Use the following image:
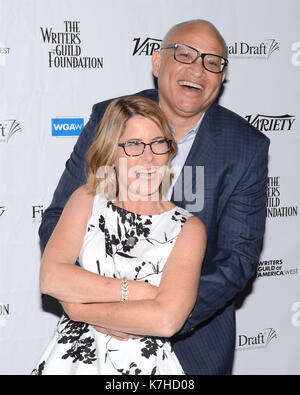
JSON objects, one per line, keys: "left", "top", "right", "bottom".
{"left": 160, "top": 43, "right": 228, "bottom": 74}
{"left": 118, "top": 139, "right": 172, "bottom": 157}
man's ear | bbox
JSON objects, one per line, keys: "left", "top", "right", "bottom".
{"left": 221, "top": 71, "right": 226, "bottom": 83}
{"left": 152, "top": 50, "right": 161, "bottom": 78}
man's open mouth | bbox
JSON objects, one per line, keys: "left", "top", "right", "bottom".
{"left": 179, "top": 81, "right": 204, "bottom": 91}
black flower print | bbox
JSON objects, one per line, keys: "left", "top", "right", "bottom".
{"left": 31, "top": 198, "right": 191, "bottom": 375}
{"left": 57, "top": 315, "right": 97, "bottom": 365}
{"left": 31, "top": 361, "right": 45, "bottom": 375}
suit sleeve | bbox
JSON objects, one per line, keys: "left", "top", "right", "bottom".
{"left": 177, "top": 136, "right": 270, "bottom": 335}
{"left": 38, "top": 104, "right": 102, "bottom": 253}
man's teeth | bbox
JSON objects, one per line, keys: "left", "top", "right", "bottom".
{"left": 136, "top": 168, "right": 157, "bottom": 175}
{"left": 179, "top": 81, "right": 204, "bottom": 90}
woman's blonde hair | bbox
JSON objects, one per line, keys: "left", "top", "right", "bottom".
{"left": 86, "top": 96, "right": 177, "bottom": 199}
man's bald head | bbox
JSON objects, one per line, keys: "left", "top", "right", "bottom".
{"left": 162, "top": 19, "right": 228, "bottom": 58}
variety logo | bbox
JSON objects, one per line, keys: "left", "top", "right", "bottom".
{"left": 132, "top": 37, "right": 162, "bottom": 56}
{"left": 267, "top": 176, "right": 298, "bottom": 218}
{"left": 291, "top": 42, "right": 300, "bottom": 66}
{"left": 40, "top": 21, "right": 103, "bottom": 69}
{"left": 0, "top": 42, "right": 10, "bottom": 67}
{"left": 245, "top": 114, "right": 296, "bottom": 132}
{"left": 236, "top": 328, "right": 277, "bottom": 350}
{"left": 0, "top": 119, "right": 22, "bottom": 143}
{"left": 228, "top": 39, "right": 279, "bottom": 59}
{"left": 52, "top": 118, "right": 84, "bottom": 136}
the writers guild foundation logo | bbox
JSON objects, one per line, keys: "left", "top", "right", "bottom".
{"left": 236, "top": 328, "right": 277, "bottom": 350}
{"left": 40, "top": 21, "right": 103, "bottom": 69}
{"left": 267, "top": 176, "right": 298, "bottom": 218}
{"left": 0, "top": 304, "right": 10, "bottom": 327}
{"left": 0, "top": 119, "right": 22, "bottom": 143}
{"left": 228, "top": 39, "right": 279, "bottom": 59}
{"left": 132, "top": 38, "right": 162, "bottom": 56}
{"left": 245, "top": 114, "right": 296, "bottom": 132}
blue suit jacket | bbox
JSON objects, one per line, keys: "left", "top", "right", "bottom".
{"left": 39, "top": 89, "right": 270, "bottom": 375}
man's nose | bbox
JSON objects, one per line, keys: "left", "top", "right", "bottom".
{"left": 187, "top": 57, "right": 205, "bottom": 77}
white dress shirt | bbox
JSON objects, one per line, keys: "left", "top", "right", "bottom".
{"left": 166, "top": 116, "right": 204, "bottom": 200}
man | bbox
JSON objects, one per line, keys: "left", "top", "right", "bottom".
{"left": 39, "top": 20, "right": 270, "bottom": 375}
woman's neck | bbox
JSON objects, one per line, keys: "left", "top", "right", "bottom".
{"left": 114, "top": 192, "right": 174, "bottom": 215}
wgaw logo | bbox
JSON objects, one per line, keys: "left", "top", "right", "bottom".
{"left": 0, "top": 119, "right": 22, "bottom": 143}
{"left": 132, "top": 38, "right": 162, "bottom": 56}
{"left": 236, "top": 328, "right": 277, "bottom": 351}
{"left": 52, "top": 118, "right": 84, "bottom": 136}
{"left": 228, "top": 39, "right": 279, "bottom": 59}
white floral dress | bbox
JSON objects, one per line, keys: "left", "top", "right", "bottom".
{"left": 32, "top": 195, "right": 192, "bottom": 375}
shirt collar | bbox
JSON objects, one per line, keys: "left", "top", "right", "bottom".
{"left": 170, "top": 114, "right": 204, "bottom": 143}
{"left": 158, "top": 102, "right": 205, "bottom": 141}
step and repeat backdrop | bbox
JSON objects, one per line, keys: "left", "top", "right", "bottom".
{"left": 0, "top": 0, "right": 299, "bottom": 374}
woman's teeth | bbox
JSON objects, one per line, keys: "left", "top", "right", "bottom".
{"left": 136, "top": 168, "right": 157, "bottom": 177}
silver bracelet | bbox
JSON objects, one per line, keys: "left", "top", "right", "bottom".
{"left": 121, "top": 277, "right": 129, "bottom": 302}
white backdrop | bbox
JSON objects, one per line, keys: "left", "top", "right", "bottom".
{"left": 0, "top": 0, "right": 299, "bottom": 375}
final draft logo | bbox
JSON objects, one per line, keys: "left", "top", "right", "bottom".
{"left": 132, "top": 38, "right": 162, "bottom": 56}
{"left": 267, "top": 176, "right": 298, "bottom": 218}
{"left": 32, "top": 205, "right": 44, "bottom": 223}
{"left": 245, "top": 114, "right": 296, "bottom": 132}
{"left": 40, "top": 21, "right": 103, "bottom": 69}
{"left": 0, "top": 41, "right": 10, "bottom": 67}
{"left": 0, "top": 119, "right": 22, "bottom": 143}
{"left": 236, "top": 328, "right": 277, "bottom": 351}
{"left": 228, "top": 39, "right": 279, "bottom": 59}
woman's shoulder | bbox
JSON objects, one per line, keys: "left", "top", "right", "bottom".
{"left": 179, "top": 212, "right": 206, "bottom": 239}
{"left": 169, "top": 205, "right": 206, "bottom": 235}
{"left": 69, "top": 184, "right": 95, "bottom": 204}
{"left": 64, "top": 185, "right": 95, "bottom": 219}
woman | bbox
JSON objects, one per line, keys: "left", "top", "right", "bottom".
{"left": 32, "top": 96, "right": 206, "bottom": 375}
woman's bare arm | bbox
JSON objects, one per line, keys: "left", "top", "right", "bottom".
{"left": 40, "top": 185, "right": 158, "bottom": 303}
{"left": 63, "top": 216, "right": 207, "bottom": 338}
